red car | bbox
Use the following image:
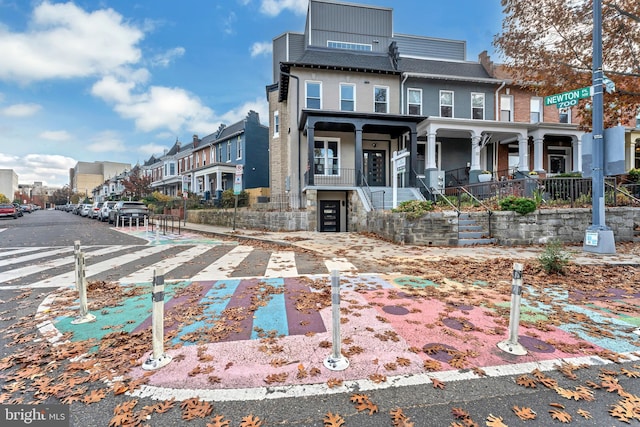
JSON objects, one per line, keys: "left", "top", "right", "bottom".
{"left": 0, "top": 203, "right": 18, "bottom": 219}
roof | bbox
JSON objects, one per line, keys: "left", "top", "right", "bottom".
{"left": 285, "top": 47, "right": 398, "bottom": 74}
{"left": 399, "top": 57, "right": 496, "bottom": 81}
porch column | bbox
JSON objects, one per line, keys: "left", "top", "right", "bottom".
{"left": 355, "top": 127, "right": 363, "bottom": 186}
{"left": 572, "top": 136, "right": 582, "bottom": 173}
{"left": 216, "top": 170, "right": 222, "bottom": 191}
{"left": 470, "top": 136, "right": 482, "bottom": 171}
{"left": 533, "top": 137, "right": 545, "bottom": 172}
{"left": 307, "top": 124, "right": 315, "bottom": 186}
{"left": 518, "top": 137, "right": 530, "bottom": 172}
{"left": 204, "top": 175, "right": 211, "bottom": 192}
{"left": 409, "top": 130, "right": 417, "bottom": 186}
{"left": 426, "top": 132, "right": 437, "bottom": 169}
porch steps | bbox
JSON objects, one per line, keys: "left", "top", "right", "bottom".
{"left": 370, "top": 187, "right": 424, "bottom": 210}
{"left": 458, "top": 213, "right": 496, "bottom": 246}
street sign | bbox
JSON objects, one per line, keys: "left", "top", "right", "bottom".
{"left": 235, "top": 164, "right": 243, "bottom": 175}
{"left": 544, "top": 86, "right": 593, "bottom": 108}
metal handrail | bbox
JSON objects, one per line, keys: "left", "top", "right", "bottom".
{"left": 358, "top": 171, "right": 375, "bottom": 210}
{"left": 414, "top": 172, "right": 459, "bottom": 214}
{"left": 457, "top": 186, "right": 494, "bottom": 238}
{"left": 605, "top": 181, "right": 640, "bottom": 206}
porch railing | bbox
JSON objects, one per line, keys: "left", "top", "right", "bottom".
{"left": 304, "top": 168, "right": 357, "bottom": 187}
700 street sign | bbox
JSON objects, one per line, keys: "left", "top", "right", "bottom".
{"left": 544, "top": 86, "right": 593, "bottom": 108}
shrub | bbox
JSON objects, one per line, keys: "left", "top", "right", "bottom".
{"left": 538, "top": 240, "right": 570, "bottom": 274}
{"left": 498, "top": 196, "right": 537, "bottom": 215}
{"left": 221, "top": 189, "right": 249, "bottom": 208}
{"left": 628, "top": 168, "right": 640, "bottom": 183}
{"left": 392, "top": 200, "right": 434, "bottom": 219}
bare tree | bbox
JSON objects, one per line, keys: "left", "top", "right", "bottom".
{"left": 494, "top": 0, "right": 640, "bottom": 129}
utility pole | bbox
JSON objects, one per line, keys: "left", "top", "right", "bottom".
{"left": 583, "top": 0, "right": 616, "bottom": 254}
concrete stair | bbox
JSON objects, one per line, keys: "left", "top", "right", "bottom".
{"left": 458, "top": 212, "right": 496, "bottom": 246}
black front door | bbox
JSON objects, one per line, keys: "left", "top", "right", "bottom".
{"left": 319, "top": 200, "right": 340, "bottom": 232}
{"left": 364, "top": 150, "right": 386, "bottom": 186}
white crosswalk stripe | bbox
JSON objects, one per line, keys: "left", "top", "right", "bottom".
{"left": 0, "top": 243, "right": 360, "bottom": 290}
{"left": 119, "top": 244, "right": 213, "bottom": 284}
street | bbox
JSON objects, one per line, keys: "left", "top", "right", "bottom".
{"left": 0, "top": 210, "right": 639, "bottom": 426}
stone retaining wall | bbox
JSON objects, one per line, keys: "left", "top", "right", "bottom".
{"left": 187, "top": 206, "right": 639, "bottom": 246}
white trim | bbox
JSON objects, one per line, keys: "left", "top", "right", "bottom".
{"left": 305, "top": 80, "right": 322, "bottom": 109}
{"left": 439, "top": 90, "right": 454, "bottom": 118}
{"left": 471, "top": 92, "right": 485, "bottom": 120}
{"left": 273, "top": 110, "right": 280, "bottom": 137}
{"left": 313, "top": 137, "right": 341, "bottom": 176}
{"left": 530, "top": 97, "right": 543, "bottom": 123}
{"left": 500, "top": 94, "right": 513, "bottom": 122}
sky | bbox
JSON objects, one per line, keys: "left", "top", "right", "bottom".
{"left": 0, "top": 0, "right": 504, "bottom": 188}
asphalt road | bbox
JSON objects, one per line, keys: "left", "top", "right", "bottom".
{"left": 0, "top": 210, "right": 638, "bottom": 426}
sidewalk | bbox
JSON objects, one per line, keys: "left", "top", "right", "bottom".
{"left": 36, "top": 223, "right": 640, "bottom": 403}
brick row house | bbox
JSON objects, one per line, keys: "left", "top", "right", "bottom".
{"left": 147, "top": 111, "right": 269, "bottom": 202}
{"left": 267, "top": 0, "right": 639, "bottom": 232}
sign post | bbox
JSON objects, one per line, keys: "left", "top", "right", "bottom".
{"left": 233, "top": 165, "right": 243, "bottom": 231}
{"left": 181, "top": 175, "right": 189, "bottom": 225}
{"left": 391, "top": 149, "right": 410, "bottom": 209}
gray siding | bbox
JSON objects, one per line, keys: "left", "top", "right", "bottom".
{"left": 308, "top": 0, "right": 392, "bottom": 53}
{"left": 410, "top": 80, "right": 496, "bottom": 119}
{"left": 273, "top": 33, "right": 306, "bottom": 82}
{"left": 394, "top": 34, "right": 466, "bottom": 61}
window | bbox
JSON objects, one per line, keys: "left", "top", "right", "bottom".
{"left": 306, "top": 81, "right": 321, "bottom": 109}
{"left": 471, "top": 93, "right": 484, "bottom": 120}
{"left": 273, "top": 111, "right": 280, "bottom": 136}
{"left": 236, "top": 136, "right": 242, "bottom": 160}
{"left": 340, "top": 84, "right": 355, "bottom": 111}
{"left": 217, "top": 145, "right": 223, "bottom": 163}
{"left": 374, "top": 86, "right": 388, "bottom": 113}
{"left": 328, "top": 41, "right": 372, "bottom": 51}
{"left": 195, "top": 153, "right": 200, "bottom": 167}
{"left": 164, "top": 162, "right": 176, "bottom": 176}
{"left": 530, "top": 97, "right": 543, "bottom": 123}
{"left": 210, "top": 148, "right": 214, "bottom": 164}
{"left": 636, "top": 110, "right": 640, "bottom": 128}
{"left": 440, "top": 90, "right": 453, "bottom": 117}
{"left": 559, "top": 107, "right": 571, "bottom": 124}
{"left": 500, "top": 95, "right": 513, "bottom": 121}
{"left": 314, "top": 139, "right": 339, "bottom": 175}
{"left": 226, "top": 141, "right": 231, "bottom": 162}
{"left": 407, "top": 88, "right": 422, "bottom": 115}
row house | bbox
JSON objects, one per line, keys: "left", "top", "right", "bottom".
{"left": 148, "top": 111, "right": 269, "bottom": 202}
{"left": 267, "top": 0, "right": 636, "bottom": 232}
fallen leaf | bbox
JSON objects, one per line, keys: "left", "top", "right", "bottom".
{"left": 323, "top": 412, "right": 345, "bottom": 427}
{"left": 432, "top": 378, "right": 445, "bottom": 389}
{"left": 549, "top": 409, "right": 572, "bottom": 423}
{"left": 513, "top": 405, "right": 536, "bottom": 420}
{"left": 486, "top": 414, "right": 507, "bottom": 426}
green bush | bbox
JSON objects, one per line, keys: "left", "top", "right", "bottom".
{"left": 538, "top": 240, "right": 570, "bottom": 274}
{"left": 221, "top": 189, "right": 249, "bottom": 208}
{"left": 392, "top": 200, "right": 434, "bottom": 219}
{"left": 498, "top": 196, "right": 537, "bottom": 215}
{"left": 628, "top": 168, "right": 640, "bottom": 183}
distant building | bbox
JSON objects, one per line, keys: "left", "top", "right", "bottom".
{"left": 70, "top": 161, "right": 130, "bottom": 198}
{"left": 0, "top": 169, "right": 19, "bottom": 201}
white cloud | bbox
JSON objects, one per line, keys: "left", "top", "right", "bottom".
{"left": 0, "top": 1, "right": 144, "bottom": 83}
{"left": 138, "top": 143, "right": 170, "bottom": 157}
{"left": 250, "top": 41, "right": 272, "bottom": 57}
{"left": 218, "top": 97, "right": 269, "bottom": 126}
{"left": 151, "top": 47, "right": 186, "bottom": 67}
{"left": 260, "top": 0, "right": 308, "bottom": 17}
{"left": 223, "top": 12, "right": 237, "bottom": 35}
{"left": 39, "top": 130, "right": 71, "bottom": 141}
{"left": 0, "top": 153, "right": 76, "bottom": 187}
{"left": 1, "top": 103, "right": 41, "bottom": 117}
{"left": 87, "top": 131, "right": 126, "bottom": 153}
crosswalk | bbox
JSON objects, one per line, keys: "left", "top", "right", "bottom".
{"left": 0, "top": 243, "right": 360, "bottom": 290}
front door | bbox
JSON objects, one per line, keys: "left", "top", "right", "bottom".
{"left": 364, "top": 150, "right": 386, "bottom": 186}
{"left": 319, "top": 200, "right": 340, "bottom": 232}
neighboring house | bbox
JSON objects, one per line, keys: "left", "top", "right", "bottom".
{"left": 188, "top": 111, "right": 269, "bottom": 203}
{"left": 266, "top": 0, "right": 626, "bottom": 232}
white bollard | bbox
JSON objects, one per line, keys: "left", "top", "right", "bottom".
{"left": 142, "top": 268, "right": 172, "bottom": 370}
{"left": 136, "top": 217, "right": 139, "bottom": 230}
{"left": 497, "top": 263, "right": 528, "bottom": 355}
{"left": 71, "top": 251, "right": 96, "bottom": 325}
{"left": 73, "top": 241, "right": 81, "bottom": 291}
{"left": 323, "top": 270, "right": 349, "bottom": 371}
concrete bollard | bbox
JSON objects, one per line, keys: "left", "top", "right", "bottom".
{"left": 497, "top": 263, "right": 528, "bottom": 355}
{"left": 142, "top": 268, "right": 172, "bottom": 370}
{"left": 323, "top": 270, "right": 349, "bottom": 371}
{"left": 71, "top": 250, "right": 96, "bottom": 325}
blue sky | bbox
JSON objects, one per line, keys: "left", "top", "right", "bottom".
{"left": 0, "top": 0, "right": 503, "bottom": 188}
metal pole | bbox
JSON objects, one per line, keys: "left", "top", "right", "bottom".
{"left": 497, "top": 263, "right": 527, "bottom": 355}
{"left": 323, "top": 270, "right": 349, "bottom": 371}
{"left": 142, "top": 268, "right": 172, "bottom": 370}
{"left": 71, "top": 251, "right": 96, "bottom": 325}
{"left": 232, "top": 194, "right": 238, "bottom": 231}
{"left": 183, "top": 197, "right": 187, "bottom": 226}
{"left": 584, "top": 0, "right": 615, "bottom": 254}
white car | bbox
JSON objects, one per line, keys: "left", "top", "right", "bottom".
{"left": 80, "top": 204, "right": 92, "bottom": 217}
{"left": 99, "top": 201, "right": 117, "bottom": 222}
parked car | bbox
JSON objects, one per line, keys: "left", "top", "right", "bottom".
{"left": 12, "top": 203, "right": 23, "bottom": 217}
{"left": 0, "top": 203, "right": 18, "bottom": 219}
{"left": 80, "top": 204, "right": 92, "bottom": 217}
{"left": 89, "top": 201, "right": 104, "bottom": 219}
{"left": 20, "top": 204, "right": 32, "bottom": 214}
{"left": 99, "top": 201, "right": 117, "bottom": 222}
{"left": 109, "top": 201, "right": 149, "bottom": 224}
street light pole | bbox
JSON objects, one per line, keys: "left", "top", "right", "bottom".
{"left": 583, "top": 0, "right": 615, "bottom": 254}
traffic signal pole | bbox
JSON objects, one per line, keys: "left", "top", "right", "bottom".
{"left": 583, "top": 0, "right": 616, "bottom": 254}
